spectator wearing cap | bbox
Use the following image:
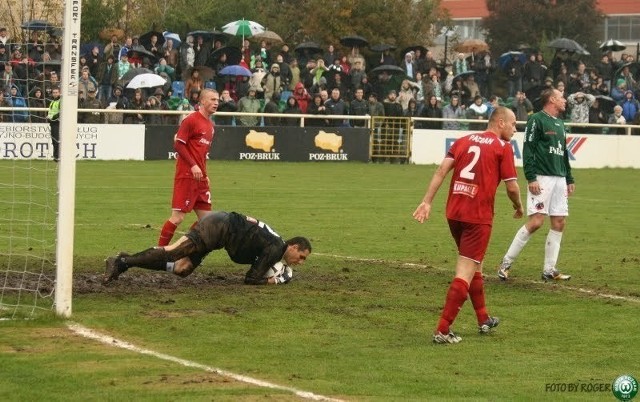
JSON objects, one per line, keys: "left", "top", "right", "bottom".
{"left": 611, "top": 78, "right": 627, "bottom": 105}
{"left": 79, "top": 86, "right": 103, "bottom": 124}
{"left": 78, "top": 67, "right": 98, "bottom": 101}
{"left": 264, "top": 63, "right": 283, "bottom": 103}
{"left": 236, "top": 86, "right": 261, "bottom": 126}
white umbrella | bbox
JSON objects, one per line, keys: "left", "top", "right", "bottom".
{"left": 163, "top": 31, "right": 182, "bottom": 47}
{"left": 599, "top": 39, "right": 626, "bottom": 52}
{"left": 126, "top": 73, "right": 166, "bottom": 89}
{"left": 222, "top": 19, "right": 265, "bottom": 42}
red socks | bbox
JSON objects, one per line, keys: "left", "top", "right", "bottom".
{"left": 158, "top": 221, "right": 177, "bottom": 246}
{"left": 436, "top": 277, "right": 469, "bottom": 334}
{"left": 469, "top": 272, "right": 489, "bottom": 325}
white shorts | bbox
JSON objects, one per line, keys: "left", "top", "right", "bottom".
{"left": 527, "top": 175, "right": 569, "bottom": 217}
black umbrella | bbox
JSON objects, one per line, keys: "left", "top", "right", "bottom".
{"left": 595, "top": 95, "right": 616, "bottom": 114}
{"left": 187, "top": 30, "right": 228, "bottom": 44}
{"left": 613, "top": 62, "right": 640, "bottom": 83}
{"left": 599, "top": 39, "right": 626, "bottom": 53}
{"left": 21, "top": 19, "right": 56, "bottom": 31}
{"left": 139, "top": 30, "right": 165, "bottom": 48}
{"left": 128, "top": 45, "right": 158, "bottom": 63}
{"left": 340, "top": 35, "right": 368, "bottom": 49}
{"left": 400, "top": 45, "right": 428, "bottom": 58}
{"left": 294, "top": 41, "right": 323, "bottom": 55}
{"left": 370, "top": 64, "right": 405, "bottom": 75}
{"left": 547, "top": 38, "right": 589, "bottom": 55}
{"left": 453, "top": 70, "right": 476, "bottom": 81}
{"left": 369, "top": 43, "right": 396, "bottom": 53}
{"left": 121, "top": 67, "right": 155, "bottom": 83}
{"left": 207, "top": 46, "right": 242, "bottom": 66}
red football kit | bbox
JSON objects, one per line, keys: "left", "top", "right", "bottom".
{"left": 445, "top": 131, "right": 517, "bottom": 262}
{"left": 172, "top": 111, "right": 215, "bottom": 212}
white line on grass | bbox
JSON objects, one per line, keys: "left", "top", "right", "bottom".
{"left": 66, "top": 322, "right": 343, "bottom": 402}
{"left": 315, "top": 252, "right": 640, "bottom": 304}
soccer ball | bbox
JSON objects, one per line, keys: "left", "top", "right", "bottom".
{"left": 264, "top": 261, "right": 293, "bottom": 282}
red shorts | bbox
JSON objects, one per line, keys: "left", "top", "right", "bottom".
{"left": 447, "top": 219, "right": 492, "bottom": 263}
{"left": 171, "top": 178, "right": 212, "bottom": 213}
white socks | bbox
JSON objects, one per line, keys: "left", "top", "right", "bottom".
{"left": 543, "top": 229, "right": 563, "bottom": 273}
{"left": 503, "top": 225, "right": 532, "bottom": 264}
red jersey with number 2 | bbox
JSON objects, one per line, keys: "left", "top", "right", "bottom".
{"left": 174, "top": 111, "right": 214, "bottom": 179}
{"left": 445, "top": 132, "right": 517, "bottom": 225}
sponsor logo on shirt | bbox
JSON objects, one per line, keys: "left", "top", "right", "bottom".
{"left": 452, "top": 180, "right": 478, "bottom": 198}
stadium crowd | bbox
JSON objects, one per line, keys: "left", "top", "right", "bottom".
{"left": 0, "top": 26, "right": 639, "bottom": 133}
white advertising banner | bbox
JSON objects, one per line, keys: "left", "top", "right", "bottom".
{"left": 0, "top": 123, "right": 145, "bottom": 160}
{"left": 411, "top": 129, "right": 640, "bottom": 168}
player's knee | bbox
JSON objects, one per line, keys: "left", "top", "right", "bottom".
{"left": 550, "top": 217, "right": 566, "bottom": 231}
{"left": 527, "top": 215, "right": 545, "bottom": 232}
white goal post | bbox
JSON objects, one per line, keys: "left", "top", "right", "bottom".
{"left": 53, "top": 0, "right": 82, "bottom": 317}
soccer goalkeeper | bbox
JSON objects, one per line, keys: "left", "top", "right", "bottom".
{"left": 104, "top": 211, "right": 311, "bottom": 285}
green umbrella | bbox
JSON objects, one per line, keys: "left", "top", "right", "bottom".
{"left": 222, "top": 19, "right": 265, "bottom": 42}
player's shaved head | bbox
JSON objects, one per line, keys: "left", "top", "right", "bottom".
{"left": 488, "top": 107, "right": 517, "bottom": 141}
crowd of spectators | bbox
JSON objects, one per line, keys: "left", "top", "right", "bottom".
{"left": 0, "top": 25, "right": 639, "bottom": 133}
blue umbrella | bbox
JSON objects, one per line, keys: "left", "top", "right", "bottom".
{"left": 81, "top": 42, "right": 104, "bottom": 57}
{"left": 163, "top": 31, "right": 181, "bottom": 48}
{"left": 218, "top": 65, "right": 252, "bottom": 77}
{"left": 499, "top": 51, "right": 526, "bottom": 69}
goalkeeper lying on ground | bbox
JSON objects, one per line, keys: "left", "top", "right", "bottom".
{"left": 104, "top": 211, "right": 311, "bottom": 285}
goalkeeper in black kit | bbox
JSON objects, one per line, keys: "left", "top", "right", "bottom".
{"left": 104, "top": 211, "right": 311, "bottom": 285}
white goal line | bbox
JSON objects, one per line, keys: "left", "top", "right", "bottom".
{"left": 66, "top": 322, "right": 343, "bottom": 402}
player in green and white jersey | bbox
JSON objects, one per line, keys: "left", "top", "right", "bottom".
{"left": 498, "top": 88, "right": 575, "bottom": 281}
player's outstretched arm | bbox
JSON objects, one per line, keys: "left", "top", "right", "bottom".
{"left": 413, "top": 158, "right": 454, "bottom": 223}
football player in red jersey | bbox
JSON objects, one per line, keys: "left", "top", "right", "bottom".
{"left": 413, "top": 107, "right": 524, "bottom": 344}
{"left": 158, "top": 88, "right": 219, "bottom": 246}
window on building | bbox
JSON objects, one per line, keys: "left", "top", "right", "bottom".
{"left": 452, "top": 19, "right": 485, "bottom": 40}
{"left": 604, "top": 15, "right": 640, "bottom": 42}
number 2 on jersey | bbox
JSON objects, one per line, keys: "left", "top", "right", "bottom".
{"left": 460, "top": 145, "right": 480, "bottom": 180}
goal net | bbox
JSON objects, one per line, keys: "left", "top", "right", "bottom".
{"left": 0, "top": 159, "right": 57, "bottom": 319}
{"left": 0, "top": 1, "right": 79, "bottom": 319}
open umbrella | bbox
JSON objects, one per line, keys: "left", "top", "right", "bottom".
{"left": 48, "top": 27, "right": 63, "bottom": 37}
{"left": 294, "top": 41, "right": 323, "bottom": 55}
{"left": 126, "top": 73, "right": 166, "bottom": 89}
{"left": 548, "top": 38, "right": 589, "bottom": 55}
{"left": 613, "top": 62, "right": 640, "bottom": 83}
{"left": 371, "top": 64, "right": 405, "bottom": 75}
{"left": 499, "top": 51, "right": 526, "bottom": 69}
{"left": 252, "top": 30, "right": 283, "bottom": 44}
{"left": 163, "top": 31, "right": 181, "bottom": 48}
{"left": 599, "top": 39, "right": 626, "bottom": 53}
{"left": 182, "top": 65, "right": 216, "bottom": 81}
{"left": 455, "top": 39, "right": 488, "bottom": 53}
{"left": 369, "top": 44, "right": 397, "bottom": 53}
{"left": 207, "top": 46, "right": 243, "bottom": 66}
{"left": 80, "top": 42, "right": 104, "bottom": 57}
{"left": 21, "top": 19, "right": 56, "bottom": 31}
{"left": 340, "top": 35, "right": 368, "bottom": 49}
{"left": 222, "top": 19, "right": 265, "bottom": 42}
{"left": 128, "top": 45, "right": 158, "bottom": 63}
{"left": 121, "top": 68, "right": 155, "bottom": 83}
{"left": 99, "top": 27, "right": 125, "bottom": 41}
{"left": 595, "top": 95, "right": 616, "bottom": 114}
{"left": 401, "top": 45, "right": 428, "bottom": 58}
{"left": 139, "top": 30, "right": 165, "bottom": 48}
{"left": 218, "top": 65, "right": 252, "bottom": 77}
{"left": 187, "top": 30, "right": 228, "bottom": 44}
{"left": 453, "top": 70, "right": 476, "bottom": 81}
